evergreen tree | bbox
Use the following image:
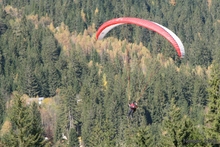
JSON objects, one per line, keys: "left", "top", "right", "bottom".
{"left": 41, "top": 34, "right": 60, "bottom": 65}
{"left": 54, "top": 1, "right": 64, "bottom": 27}
{"left": 35, "top": 68, "right": 49, "bottom": 97}
{"left": 23, "top": 63, "right": 40, "bottom": 97}
{"left": 69, "top": 128, "right": 79, "bottom": 147}
{"left": 29, "top": 102, "right": 45, "bottom": 146}
{"left": 0, "top": 92, "right": 5, "bottom": 126}
{"left": 48, "top": 66, "right": 61, "bottom": 97}
{"left": 53, "top": 94, "right": 67, "bottom": 144}
{"left": 160, "top": 98, "right": 204, "bottom": 147}
{"left": 0, "top": 21, "right": 7, "bottom": 35}
{"left": 1, "top": 94, "right": 45, "bottom": 147}
{"left": 133, "top": 126, "right": 154, "bottom": 147}
{"left": 0, "top": 41, "right": 5, "bottom": 75}
{"left": 80, "top": 63, "right": 102, "bottom": 146}
{"left": 205, "top": 61, "right": 220, "bottom": 146}
{"left": 1, "top": 0, "right": 220, "bottom": 146}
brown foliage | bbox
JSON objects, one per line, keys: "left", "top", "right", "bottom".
{"left": 27, "top": 14, "right": 39, "bottom": 28}
{"left": 49, "top": 22, "right": 71, "bottom": 51}
{"left": 170, "top": 0, "right": 176, "bottom": 6}
{"left": 4, "top": 5, "right": 23, "bottom": 18}
{"left": 0, "top": 120, "right": 12, "bottom": 136}
{"left": 207, "top": 0, "right": 212, "bottom": 10}
{"left": 40, "top": 98, "right": 57, "bottom": 139}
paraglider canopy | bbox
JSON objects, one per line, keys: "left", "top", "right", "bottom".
{"left": 96, "top": 17, "right": 185, "bottom": 58}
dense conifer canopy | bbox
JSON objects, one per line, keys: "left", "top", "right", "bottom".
{"left": 0, "top": 0, "right": 220, "bottom": 146}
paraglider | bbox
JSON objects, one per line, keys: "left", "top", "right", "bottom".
{"left": 128, "top": 101, "right": 138, "bottom": 118}
{"left": 96, "top": 17, "right": 185, "bottom": 58}
{"left": 96, "top": 17, "right": 185, "bottom": 120}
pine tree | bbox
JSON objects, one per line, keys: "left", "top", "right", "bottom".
{"left": 1, "top": 94, "right": 45, "bottom": 147}
{"left": 0, "top": 46, "right": 4, "bottom": 75}
{"left": 28, "top": 102, "right": 45, "bottom": 146}
{"left": 53, "top": 105, "right": 66, "bottom": 144}
{"left": 160, "top": 98, "right": 204, "bottom": 147}
{"left": 48, "top": 66, "right": 61, "bottom": 97}
{"left": 41, "top": 33, "right": 60, "bottom": 65}
{"left": 80, "top": 63, "right": 103, "bottom": 146}
{"left": 69, "top": 128, "right": 79, "bottom": 147}
{"left": 205, "top": 61, "right": 220, "bottom": 146}
{"left": 133, "top": 126, "right": 154, "bottom": 147}
{"left": 35, "top": 68, "right": 49, "bottom": 97}
{"left": 23, "top": 64, "right": 40, "bottom": 97}
{"left": 0, "top": 92, "right": 5, "bottom": 126}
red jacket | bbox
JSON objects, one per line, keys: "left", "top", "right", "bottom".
{"left": 129, "top": 103, "right": 138, "bottom": 109}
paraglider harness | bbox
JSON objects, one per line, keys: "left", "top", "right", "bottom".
{"left": 128, "top": 102, "right": 138, "bottom": 118}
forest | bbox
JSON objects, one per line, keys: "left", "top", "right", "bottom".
{"left": 0, "top": 0, "right": 220, "bottom": 146}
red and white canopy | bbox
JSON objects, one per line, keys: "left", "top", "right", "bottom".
{"left": 96, "top": 17, "right": 185, "bottom": 58}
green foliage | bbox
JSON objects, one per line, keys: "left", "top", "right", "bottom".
{"left": 160, "top": 98, "right": 205, "bottom": 147}
{"left": 1, "top": 94, "right": 45, "bottom": 147}
{"left": 23, "top": 64, "right": 40, "bottom": 97}
{"left": 0, "top": 93, "right": 6, "bottom": 126}
{"left": 69, "top": 128, "right": 79, "bottom": 147}
{"left": 205, "top": 61, "right": 220, "bottom": 145}
{"left": 1, "top": 0, "right": 220, "bottom": 146}
{"left": 41, "top": 35, "right": 60, "bottom": 64}
{"left": 29, "top": 102, "right": 45, "bottom": 146}
{"left": 133, "top": 126, "right": 154, "bottom": 147}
